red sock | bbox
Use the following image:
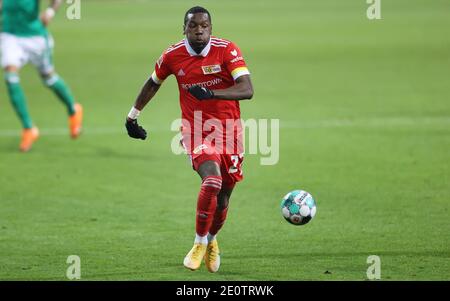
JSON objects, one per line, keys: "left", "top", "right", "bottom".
{"left": 209, "top": 206, "right": 229, "bottom": 236}
{"left": 196, "top": 176, "right": 222, "bottom": 237}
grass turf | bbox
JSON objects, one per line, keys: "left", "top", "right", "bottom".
{"left": 0, "top": 0, "right": 449, "bottom": 280}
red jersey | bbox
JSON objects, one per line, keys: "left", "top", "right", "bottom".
{"left": 151, "top": 37, "right": 249, "bottom": 183}
{"left": 151, "top": 36, "right": 250, "bottom": 127}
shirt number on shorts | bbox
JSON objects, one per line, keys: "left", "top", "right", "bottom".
{"left": 229, "top": 155, "right": 242, "bottom": 174}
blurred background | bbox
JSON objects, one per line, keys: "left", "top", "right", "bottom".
{"left": 0, "top": 0, "right": 449, "bottom": 280}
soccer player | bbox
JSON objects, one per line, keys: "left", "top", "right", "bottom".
{"left": 125, "top": 7, "right": 254, "bottom": 272}
{"left": 0, "top": 0, "right": 83, "bottom": 152}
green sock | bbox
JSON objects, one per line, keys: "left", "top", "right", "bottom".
{"left": 5, "top": 72, "right": 33, "bottom": 129}
{"left": 44, "top": 74, "right": 76, "bottom": 115}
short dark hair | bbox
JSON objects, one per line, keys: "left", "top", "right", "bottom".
{"left": 184, "top": 6, "right": 212, "bottom": 26}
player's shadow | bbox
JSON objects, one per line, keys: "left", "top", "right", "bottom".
{"left": 0, "top": 140, "right": 21, "bottom": 153}
{"left": 0, "top": 142, "right": 152, "bottom": 162}
{"left": 28, "top": 145, "right": 153, "bottom": 162}
{"left": 226, "top": 250, "right": 450, "bottom": 259}
{"left": 93, "top": 146, "right": 152, "bottom": 161}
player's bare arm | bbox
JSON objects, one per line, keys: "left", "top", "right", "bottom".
{"left": 41, "top": 0, "right": 63, "bottom": 26}
{"left": 130, "top": 78, "right": 161, "bottom": 114}
{"left": 125, "top": 78, "right": 161, "bottom": 140}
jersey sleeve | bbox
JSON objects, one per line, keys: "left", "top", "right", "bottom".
{"left": 151, "top": 50, "right": 172, "bottom": 85}
{"left": 223, "top": 42, "right": 251, "bottom": 81}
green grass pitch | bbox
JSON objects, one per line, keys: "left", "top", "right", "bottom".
{"left": 0, "top": 0, "right": 449, "bottom": 280}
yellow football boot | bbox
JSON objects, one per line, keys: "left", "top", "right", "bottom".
{"left": 204, "top": 239, "right": 221, "bottom": 273}
{"left": 183, "top": 243, "right": 207, "bottom": 271}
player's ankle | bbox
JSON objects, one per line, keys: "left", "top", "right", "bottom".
{"left": 207, "top": 233, "right": 216, "bottom": 243}
{"left": 194, "top": 233, "right": 208, "bottom": 245}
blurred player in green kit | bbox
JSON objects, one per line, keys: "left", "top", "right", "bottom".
{"left": 1, "top": 0, "right": 83, "bottom": 152}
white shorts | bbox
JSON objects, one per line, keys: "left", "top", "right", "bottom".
{"left": 0, "top": 32, "right": 55, "bottom": 74}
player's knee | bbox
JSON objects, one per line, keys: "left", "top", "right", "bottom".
{"left": 198, "top": 160, "right": 221, "bottom": 178}
{"left": 4, "top": 72, "right": 20, "bottom": 85}
{"left": 201, "top": 175, "right": 223, "bottom": 195}
{"left": 41, "top": 73, "right": 59, "bottom": 87}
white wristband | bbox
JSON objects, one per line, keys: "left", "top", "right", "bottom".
{"left": 128, "top": 107, "right": 141, "bottom": 120}
{"left": 45, "top": 8, "right": 56, "bottom": 19}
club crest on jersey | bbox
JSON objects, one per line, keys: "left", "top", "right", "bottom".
{"left": 177, "top": 69, "right": 185, "bottom": 76}
{"left": 202, "top": 65, "right": 221, "bottom": 75}
{"left": 231, "top": 49, "right": 238, "bottom": 56}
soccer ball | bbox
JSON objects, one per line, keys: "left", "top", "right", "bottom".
{"left": 281, "top": 190, "right": 317, "bottom": 225}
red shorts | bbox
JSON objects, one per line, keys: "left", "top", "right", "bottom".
{"left": 181, "top": 139, "right": 244, "bottom": 188}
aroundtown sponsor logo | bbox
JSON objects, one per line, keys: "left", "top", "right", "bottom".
{"left": 181, "top": 78, "right": 223, "bottom": 90}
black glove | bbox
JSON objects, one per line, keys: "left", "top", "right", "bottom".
{"left": 188, "top": 85, "right": 214, "bottom": 100}
{"left": 125, "top": 118, "right": 147, "bottom": 140}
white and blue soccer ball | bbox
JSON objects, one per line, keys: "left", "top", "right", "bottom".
{"left": 281, "top": 190, "right": 317, "bottom": 226}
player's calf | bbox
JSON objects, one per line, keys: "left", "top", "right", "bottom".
{"left": 196, "top": 175, "right": 222, "bottom": 238}
{"left": 4, "top": 71, "right": 34, "bottom": 130}
{"left": 41, "top": 73, "right": 76, "bottom": 116}
{"left": 184, "top": 174, "right": 223, "bottom": 271}
{"left": 203, "top": 184, "right": 233, "bottom": 273}
{"left": 41, "top": 73, "right": 83, "bottom": 138}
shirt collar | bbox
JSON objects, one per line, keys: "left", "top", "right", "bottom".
{"left": 184, "top": 37, "right": 211, "bottom": 57}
